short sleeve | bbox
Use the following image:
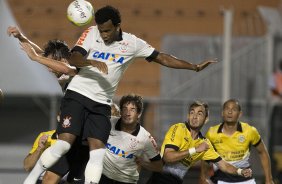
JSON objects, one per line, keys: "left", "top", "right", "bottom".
{"left": 72, "top": 26, "right": 95, "bottom": 56}
{"left": 250, "top": 126, "right": 261, "bottom": 146}
{"left": 143, "top": 134, "right": 160, "bottom": 160}
{"left": 134, "top": 37, "right": 155, "bottom": 58}
{"left": 162, "top": 124, "right": 183, "bottom": 152}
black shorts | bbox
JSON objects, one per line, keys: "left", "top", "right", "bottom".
{"left": 57, "top": 90, "right": 111, "bottom": 144}
{"left": 146, "top": 172, "right": 183, "bottom": 184}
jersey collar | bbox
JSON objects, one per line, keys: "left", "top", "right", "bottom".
{"left": 115, "top": 118, "right": 141, "bottom": 136}
{"left": 217, "top": 121, "right": 243, "bottom": 133}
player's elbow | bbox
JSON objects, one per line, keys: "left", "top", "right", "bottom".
{"left": 23, "top": 164, "right": 33, "bottom": 172}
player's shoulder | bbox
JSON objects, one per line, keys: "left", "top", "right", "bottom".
{"left": 207, "top": 123, "right": 221, "bottom": 133}
{"left": 240, "top": 121, "right": 258, "bottom": 132}
{"left": 122, "top": 31, "right": 138, "bottom": 40}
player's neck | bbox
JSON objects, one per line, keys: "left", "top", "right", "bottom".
{"left": 190, "top": 129, "right": 200, "bottom": 140}
{"left": 222, "top": 122, "right": 238, "bottom": 136}
{"left": 121, "top": 123, "right": 138, "bottom": 134}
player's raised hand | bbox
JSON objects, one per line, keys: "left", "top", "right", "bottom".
{"left": 7, "top": 26, "right": 23, "bottom": 39}
{"left": 37, "top": 134, "right": 49, "bottom": 150}
{"left": 90, "top": 60, "right": 108, "bottom": 74}
{"left": 241, "top": 168, "right": 252, "bottom": 178}
{"left": 196, "top": 58, "right": 218, "bottom": 72}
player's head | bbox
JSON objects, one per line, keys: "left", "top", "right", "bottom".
{"left": 42, "top": 39, "right": 71, "bottom": 76}
{"left": 95, "top": 5, "right": 121, "bottom": 45}
{"left": 119, "top": 94, "right": 143, "bottom": 125}
{"left": 111, "top": 103, "right": 120, "bottom": 117}
{"left": 222, "top": 99, "right": 242, "bottom": 124}
{"left": 43, "top": 39, "right": 70, "bottom": 60}
{"left": 187, "top": 101, "right": 209, "bottom": 130}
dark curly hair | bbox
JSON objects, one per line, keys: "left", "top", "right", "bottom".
{"left": 119, "top": 94, "right": 143, "bottom": 114}
{"left": 95, "top": 5, "right": 121, "bottom": 26}
{"left": 43, "top": 39, "right": 70, "bottom": 60}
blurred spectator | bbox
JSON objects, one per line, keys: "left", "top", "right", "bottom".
{"left": 269, "top": 60, "right": 282, "bottom": 101}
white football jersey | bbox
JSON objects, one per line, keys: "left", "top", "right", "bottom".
{"left": 103, "top": 117, "right": 160, "bottom": 183}
{"left": 67, "top": 26, "right": 155, "bottom": 105}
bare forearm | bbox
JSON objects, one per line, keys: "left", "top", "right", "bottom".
{"left": 154, "top": 53, "right": 198, "bottom": 70}
{"left": 36, "top": 55, "right": 76, "bottom": 76}
{"left": 23, "top": 150, "right": 42, "bottom": 171}
{"left": 219, "top": 162, "right": 238, "bottom": 175}
{"left": 163, "top": 150, "right": 190, "bottom": 163}
{"left": 259, "top": 152, "right": 273, "bottom": 182}
{"left": 18, "top": 35, "right": 43, "bottom": 53}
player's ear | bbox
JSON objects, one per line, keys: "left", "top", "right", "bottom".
{"left": 116, "top": 23, "right": 121, "bottom": 31}
{"left": 239, "top": 111, "right": 243, "bottom": 118}
{"left": 204, "top": 117, "right": 209, "bottom": 124}
{"left": 138, "top": 113, "right": 142, "bottom": 119}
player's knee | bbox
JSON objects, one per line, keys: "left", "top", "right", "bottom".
{"left": 51, "top": 140, "right": 71, "bottom": 156}
{"left": 42, "top": 171, "right": 61, "bottom": 184}
{"left": 88, "top": 137, "right": 105, "bottom": 150}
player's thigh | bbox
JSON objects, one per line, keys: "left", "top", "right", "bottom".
{"left": 83, "top": 112, "right": 111, "bottom": 146}
{"left": 57, "top": 97, "right": 86, "bottom": 136}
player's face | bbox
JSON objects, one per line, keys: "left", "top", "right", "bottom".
{"left": 188, "top": 105, "right": 207, "bottom": 130}
{"left": 222, "top": 101, "right": 242, "bottom": 123}
{"left": 121, "top": 102, "right": 139, "bottom": 125}
{"left": 97, "top": 20, "right": 120, "bottom": 45}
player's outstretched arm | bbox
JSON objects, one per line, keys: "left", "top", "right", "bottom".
{"left": 152, "top": 52, "right": 217, "bottom": 72}
{"left": 20, "top": 42, "right": 77, "bottom": 76}
{"left": 69, "top": 51, "right": 108, "bottom": 74}
{"left": 163, "top": 141, "right": 209, "bottom": 163}
{"left": 23, "top": 134, "right": 48, "bottom": 172}
{"left": 255, "top": 140, "right": 274, "bottom": 184}
{"left": 217, "top": 160, "right": 252, "bottom": 178}
{"left": 199, "top": 161, "right": 213, "bottom": 184}
{"left": 7, "top": 26, "right": 44, "bottom": 54}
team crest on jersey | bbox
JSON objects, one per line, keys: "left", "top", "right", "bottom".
{"left": 62, "top": 116, "right": 72, "bottom": 128}
{"left": 238, "top": 135, "right": 245, "bottom": 143}
{"left": 129, "top": 138, "right": 139, "bottom": 149}
{"left": 119, "top": 42, "right": 129, "bottom": 53}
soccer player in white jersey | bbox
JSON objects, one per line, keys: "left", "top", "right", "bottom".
{"left": 100, "top": 94, "right": 163, "bottom": 184}
{"left": 24, "top": 5, "right": 217, "bottom": 184}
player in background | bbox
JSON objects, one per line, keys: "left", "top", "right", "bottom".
{"left": 24, "top": 5, "right": 217, "bottom": 184}
{"left": 99, "top": 94, "right": 163, "bottom": 184}
{"left": 7, "top": 26, "right": 77, "bottom": 83}
{"left": 147, "top": 101, "right": 252, "bottom": 184}
{"left": 200, "top": 99, "right": 274, "bottom": 184}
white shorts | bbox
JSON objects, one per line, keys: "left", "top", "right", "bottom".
{"left": 218, "top": 179, "right": 256, "bottom": 184}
